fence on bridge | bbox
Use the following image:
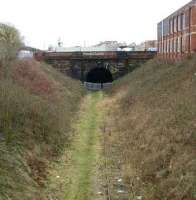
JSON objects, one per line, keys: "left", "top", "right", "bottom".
{"left": 83, "top": 82, "right": 112, "bottom": 90}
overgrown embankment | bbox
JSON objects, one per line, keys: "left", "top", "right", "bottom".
{"left": 102, "top": 57, "right": 196, "bottom": 200}
{"left": 0, "top": 59, "right": 84, "bottom": 200}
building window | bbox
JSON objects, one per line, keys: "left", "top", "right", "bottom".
{"left": 189, "top": 7, "right": 192, "bottom": 28}
{"left": 182, "top": 13, "right": 186, "bottom": 30}
{"left": 170, "top": 19, "right": 173, "bottom": 34}
{"left": 165, "top": 40, "right": 167, "bottom": 53}
{"left": 176, "top": 38, "right": 178, "bottom": 52}
{"left": 189, "top": 34, "right": 191, "bottom": 52}
{"left": 174, "top": 17, "right": 177, "bottom": 32}
{"left": 159, "top": 42, "right": 161, "bottom": 53}
{"left": 163, "top": 40, "right": 165, "bottom": 53}
{"left": 171, "top": 39, "right": 173, "bottom": 52}
{"left": 178, "top": 15, "right": 181, "bottom": 31}
{"left": 182, "top": 35, "right": 186, "bottom": 52}
{"left": 177, "top": 37, "right": 180, "bottom": 52}
{"left": 169, "top": 40, "right": 170, "bottom": 52}
{"left": 180, "top": 13, "right": 183, "bottom": 30}
{"left": 160, "top": 42, "right": 162, "bottom": 53}
{"left": 180, "top": 37, "right": 183, "bottom": 53}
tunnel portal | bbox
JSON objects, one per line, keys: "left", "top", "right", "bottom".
{"left": 86, "top": 67, "right": 113, "bottom": 83}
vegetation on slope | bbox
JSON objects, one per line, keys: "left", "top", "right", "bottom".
{"left": 102, "top": 57, "right": 196, "bottom": 200}
{"left": 0, "top": 24, "right": 83, "bottom": 200}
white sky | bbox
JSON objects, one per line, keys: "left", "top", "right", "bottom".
{"left": 0, "top": 0, "right": 191, "bottom": 49}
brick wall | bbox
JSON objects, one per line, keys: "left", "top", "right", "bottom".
{"left": 157, "top": 0, "right": 196, "bottom": 60}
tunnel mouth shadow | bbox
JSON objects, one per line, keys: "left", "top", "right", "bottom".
{"left": 86, "top": 67, "right": 113, "bottom": 83}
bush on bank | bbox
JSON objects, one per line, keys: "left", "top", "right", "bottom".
{"left": 0, "top": 24, "right": 84, "bottom": 200}
{"left": 103, "top": 57, "right": 196, "bottom": 200}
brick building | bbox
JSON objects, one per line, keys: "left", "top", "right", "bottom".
{"left": 157, "top": 0, "right": 196, "bottom": 60}
{"left": 144, "top": 40, "right": 157, "bottom": 51}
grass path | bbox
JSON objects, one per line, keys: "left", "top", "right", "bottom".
{"left": 64, "top": 91, "right": 104, "bottom": 200}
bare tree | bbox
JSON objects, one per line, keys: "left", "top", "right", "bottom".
{"left": 0, "top": 23, "right": 22, "bottom": 78}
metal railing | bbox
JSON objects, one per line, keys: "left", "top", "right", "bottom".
{"left": 83, "top": 82, "right": 112, "bottom": 90}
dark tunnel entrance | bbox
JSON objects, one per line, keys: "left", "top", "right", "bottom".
{"left": 86, "top": 67, "right": 113, "bottom": 83}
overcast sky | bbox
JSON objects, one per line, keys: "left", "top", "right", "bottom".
{"left": 0, "top": 0, "right": 191, "bottom": 49}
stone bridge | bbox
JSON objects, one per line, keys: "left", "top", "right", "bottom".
{"left": 34, "top": 51, "right": 156, "bottom": 83}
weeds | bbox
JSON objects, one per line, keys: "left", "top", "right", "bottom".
{"left": 0, "top": 59, "right": 83, "bottom": 200}
{"left": 103, "top": 57, "right": 196, "bottom": 200}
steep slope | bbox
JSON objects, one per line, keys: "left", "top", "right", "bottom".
{"left": 0, "top": 59, "right": 84, "bottom": 200}
{"left": 102, "top": 57, "right": 196, "bottom": 200}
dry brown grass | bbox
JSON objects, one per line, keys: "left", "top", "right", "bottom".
{"left": 0, "top": 59, "right": 84, "bottom": 200}
{"left": 102, "top": 57, "right": 196, "bottom": 200}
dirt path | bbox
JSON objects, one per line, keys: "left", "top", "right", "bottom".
{"left": 64, "top": 91, "right": 105, "bottom": 200}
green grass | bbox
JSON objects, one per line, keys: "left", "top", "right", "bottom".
{"left": 64, "top": 91, "right": 103, "bottom": 200}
